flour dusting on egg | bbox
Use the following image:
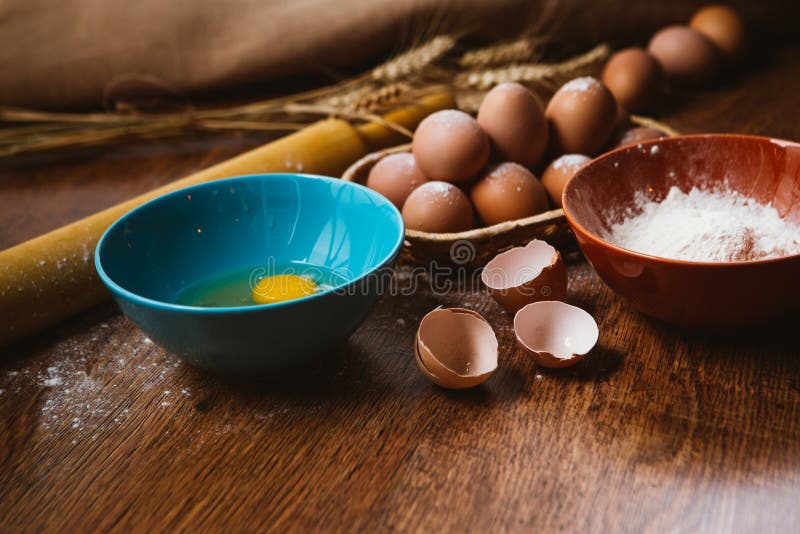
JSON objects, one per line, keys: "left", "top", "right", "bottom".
{"left": 553, "top": 154, "right": 591, "bottom": 171}
{"left": 471, "top": 162, "right": 548, "bottom": 225}
{"left": 402, "top": 181, "right": 474, "bottom": 232}
{"left": 561, "top": 76, "right": 602, "bottom": 100}
{"left": 412, "top": 109, "right": 489, "bottom": 183}
{"left": 545, "top": 76, "right": 617, "bottom": 155}
{"left": 428, "top": 109, "right": 478, "bottom": 129}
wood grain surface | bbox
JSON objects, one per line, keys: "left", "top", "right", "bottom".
{"left": 2, "top": 48, "right": 800, "bottom": 533}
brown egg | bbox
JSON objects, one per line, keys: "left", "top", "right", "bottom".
{"left": 541, "top": 154, "right": 591, "bottom": 208}
{"left": 415, "top": 307, "right": 498, "bottom": 389}
{"left": 412, "top": 109, "right": 490, "bottom": 183}
{"left": 481, "top": 240, "right": 568, "bottom": 313}
{"left": 366, "top": 153, "right": 428, "bottom": 209}
{"left": 648, "top": 25, "right": 719, "bottom": 85}
{"left": 690, "top": 4, "right": 747, "bottom": 61}
{"left": 602, "top": 48, "right": 663, "bottom": 111}
{"left": 402, "top": 181, "right": 474, "bottom": 233}
{"left": 514, "top": 301, "right": 599, "bottom": 368}
{"left": 470, "top": 162, "right": 549, "bottom": 226}
{"left": 613, "top": 126, "right": 668, "bottom": 149}
{"left": 477, "top": 82, "right": 549, "bottom": 168}
{"left": 545, "top": 77, "right": 618, "bottom": 156}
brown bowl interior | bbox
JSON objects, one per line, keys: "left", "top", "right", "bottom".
{"left": 563, "top": 134, "right": 800, "bottom": 327}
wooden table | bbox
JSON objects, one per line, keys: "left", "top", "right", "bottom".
{"left": 2, "top": 47, "right": 799, "bottom": 533}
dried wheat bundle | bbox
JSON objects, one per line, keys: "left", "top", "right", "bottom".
{"left": 0, "top": 34, "right": 671, "bottom": 159}
{"left": 372, "top": 35, "right": 456, "bottom": 81}
{"left": 353, "top": 83, "right": 413, "bottom": 112}
{"left": 455, "top": 43, "right": 610, "bottom": 91}
{"left": 458, "top": 37, "right": 545, "bottom": 68}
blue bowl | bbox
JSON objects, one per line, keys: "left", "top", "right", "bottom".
{"left": 95, "top": 173, "right": 404, "bottom": 373}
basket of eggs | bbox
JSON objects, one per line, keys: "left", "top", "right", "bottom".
{"left": 344, "top": 80, "right": 671, "bottom": 268}
{"left": 341, "top": 2, "right": 752, "bottom": 268}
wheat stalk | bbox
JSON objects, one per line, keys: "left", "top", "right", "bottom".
{"left": 318, "top": 85, "right": 376, "bottom": 111}
{"left": 630, "top": 114, "right": 682, "bottom": 137}
{"left": 353, "top": 83, "right": 412, "bottom": 112}
{"left": 455, "top": 43, "right": 610, "bottom": 90}
{"left": 371, "top": 35, "right": 455, "bottom": 81}
{"left": 458, "top": 37, "right": 544, "bottom": 68}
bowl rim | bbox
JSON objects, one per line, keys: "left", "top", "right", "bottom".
{"left": 95, "top": 173, "right": 405, "bottom": 314}
{"left": 562, "top": 133, "right": 800, "bottom": 268}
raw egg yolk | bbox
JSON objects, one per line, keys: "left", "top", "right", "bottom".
{"left": 252, "top": 274, "right": 317, "bottom": 304}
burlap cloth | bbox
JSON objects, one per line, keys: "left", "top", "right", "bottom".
{"left": 0, "top": 0, "right": 793, "bottom": 110}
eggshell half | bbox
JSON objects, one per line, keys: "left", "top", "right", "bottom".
{"left": 514, "top": 301, "right": 599, "bottom": 368}
{"left": 414, "top": 307, "right": 498, "bottom": 389}
{"left": 481, "top": 240, "right": 567, "bottom": 313}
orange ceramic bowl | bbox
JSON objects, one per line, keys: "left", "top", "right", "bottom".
{"left": 563, "top": 134, "right": 800, "bottom": 327}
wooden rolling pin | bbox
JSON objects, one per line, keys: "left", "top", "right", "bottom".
{"left": 0, "top": 92, "right": 455, "bottom": 345}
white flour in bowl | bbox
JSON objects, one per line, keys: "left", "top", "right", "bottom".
{"left": 605, "top": 186, "right": 800, "bottom": 262}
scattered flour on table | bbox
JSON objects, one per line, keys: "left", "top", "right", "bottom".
{"left": 1, "top": 317, "right": 187, "bottom": 437}
{"left": 42, "top": 366, "right": 63, "bottom": 387}
{"left": 606, "top": 186, "right": 800, "bottom": 262}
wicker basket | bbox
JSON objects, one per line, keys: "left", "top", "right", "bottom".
{"left": 342, "top": 144, "right": 575, "bottom": 268}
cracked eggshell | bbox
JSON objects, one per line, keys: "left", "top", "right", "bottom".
{"left": 414, "top": 307, "right": 498, "bottom": 389}
{"left": 514, "top": 301, "right": 599, "bottom": 368}
{"left": 481, "top": 240, "right": 567, "bottom": 313}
